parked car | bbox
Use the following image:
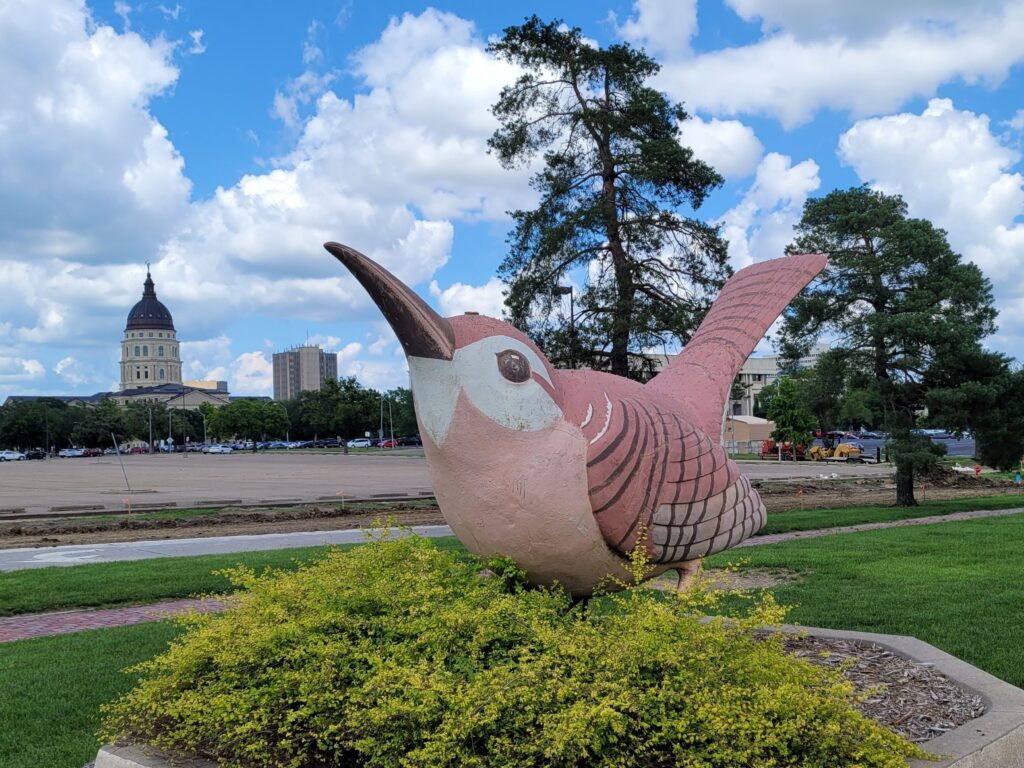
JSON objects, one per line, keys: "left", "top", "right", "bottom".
{"left": 379, "top": 439, "right": 399, "bottom": 448}
{"left": 347, "top": 438, "right": 372, "bottom": 448}
{"left": 316, "top": 437, "right": 341, "bottom": 448}
{"left": 129, "top": 445, "right": 149, "bottom": 454}
{"left": 58, "top": 447, "right": 84, "bottom": 457}
{"left": 0, "top": 450, "right": 26, "bottom": 461}
{"left": 856, "top": 430, "right": 883, "bottom": 440}
{"left": 397, "top": 435, "right": 422, "bottom": 447}
{"left": 203, "top": 444, "right": 233, "bottom": 454}
{"left": 24, "top": 448, "right": 47, "bottom": 460}
{"left": 81, "top": 447, "right": 104, "bottom": 457}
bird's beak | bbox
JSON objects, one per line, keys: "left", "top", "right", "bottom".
{"left": 324, "top": 242, "right": 455, "bottom": 361}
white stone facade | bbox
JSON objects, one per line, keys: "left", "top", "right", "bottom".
{"left": 119, "top": 328, "right": 182, "bottom": 390}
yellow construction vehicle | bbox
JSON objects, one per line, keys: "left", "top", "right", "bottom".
{"left": 809, "top": 441, "right": 863, "bottom": 462}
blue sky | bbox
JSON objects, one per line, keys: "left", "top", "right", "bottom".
{"left": 2, "top": 0, "right": 1023, "bottom": 398}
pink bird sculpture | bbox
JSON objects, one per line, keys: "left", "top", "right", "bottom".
{"left": 326, "top": 242, "right": 826, "bottom": 596}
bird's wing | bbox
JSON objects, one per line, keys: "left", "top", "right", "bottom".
{"left": 583, "top": 394, "right": 765, "bottom": 564}
{"left": 646, "top": 253, "right": 826, "bottom": 438}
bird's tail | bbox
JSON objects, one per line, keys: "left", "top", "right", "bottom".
{"left": 646, "top": 253, "right": 826, "bottom": 437}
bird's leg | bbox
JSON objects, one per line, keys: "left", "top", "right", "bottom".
{"left": 675, "top": 559, "right": 702, "bottom": 592}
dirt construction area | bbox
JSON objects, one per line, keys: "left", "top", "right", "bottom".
{"left": 0, "top": 452, "right": 1017, "bottom": 549}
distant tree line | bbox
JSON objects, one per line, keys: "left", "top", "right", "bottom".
{"left": 0, "top": 377, "right": 418, "bottom": 451}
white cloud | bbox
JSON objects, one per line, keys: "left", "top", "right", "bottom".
{"left": 429, "top": 276, "right": 507, "bottom": 318}
{"left": 725, "top": 0, "right": 1009, "bottom": 40}
{"left": 206, "top": 351, "right": 273, "bottom": 395}
{"left": 840, "top": 99, "right": 1024, "bottom": 275}
{"left": 677, "top": 116, "right": 763, "bottom": 179}
{"left": 838, "top": 98, "right": 1024, "bottom": 349}
{"left": 187, "top": 29, "right": 206, "bottom": 55}
{"left": 158, "top": 4, "right": 182, "bottom": 20}
{"left": 717, "top": 153, "right": 821, "bottom": 268}
{"left": 659, "top": 1, "right": 1024, "bottom": 128}
{"left": 180, "top": 336, "right": 233, "bottom": 378}
{"left": 0, "top": 357, "right": 45, "bottom": 384}
{"left": 54, "top": 356, "right": 95, "bottom": 386}
{"left": 0, "top": 0, "right": 189, "bottom": 263}
{"left": 343, "top": 359, "right": 408, "bottom": 390}
{"left": 1006, "top": 109, "right": 1024, "bottom": 131}
{"left": 114, "top": 0, "right": 132, "bottom": 30}
{"left": 302, "top": 21, "right": 324, "bottom": 64}
{"left": 615, "top": 0, "right": 698, "bottom": 59}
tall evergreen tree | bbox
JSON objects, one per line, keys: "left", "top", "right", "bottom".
{"left": 488, "top": 16, "right": 730, "bottom": 378}
{"left": 779, "top": 186, "right": 997, "bottom": 505}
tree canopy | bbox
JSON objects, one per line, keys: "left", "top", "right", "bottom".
{"left": 488, "top": 16, "right": 730, "bottom": 379}
{"left": 779, "top": 186, "right": 998, "bottom": 505}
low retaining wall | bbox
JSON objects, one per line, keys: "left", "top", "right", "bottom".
{"left": 95, "top": 625, "right": 1024, "bottom": 768}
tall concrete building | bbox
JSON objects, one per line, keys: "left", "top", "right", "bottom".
{"left": 272, "top": 345, "right": 338, "bottom": 401}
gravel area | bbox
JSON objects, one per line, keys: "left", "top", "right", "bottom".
{"left": 783, "top": 633, "right": 986, "bottom": 744}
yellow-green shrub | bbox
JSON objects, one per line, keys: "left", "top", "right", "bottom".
{"left": 101, "top": 535, "right": 925, "bottom": 767}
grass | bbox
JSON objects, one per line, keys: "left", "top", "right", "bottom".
{"left": 5, "top": 514, "right": 1024, "bottom": 766}
{"left": 707, "top": 511, "right": 1024, "bottom": 688}
{"left": 0, "top": 622, "right": 182, "bottom": 768}
{"left": 760, "top": 493, "right": 1024, "bottom": 534}
{"left": 0, "top": 537, "right": 469, "bottom": 617}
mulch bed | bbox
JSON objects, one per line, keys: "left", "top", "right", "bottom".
{"left": 783, "top": 633, "right": 985, "bottom": 744}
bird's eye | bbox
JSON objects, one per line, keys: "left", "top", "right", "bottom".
{"left": 496, "top": 349, "right": 531, "bottom": 383}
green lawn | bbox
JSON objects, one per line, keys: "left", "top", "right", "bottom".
{"left": 5, "top": 515, "right": 1024, "bottom": 767}
{"left": 707, "top": 511, "right": 1024, "bottom": 688}
{"left": 0, "top": 537, "right": 468, "bottom": 617}
{"left": 0, "top": 622, "right": 182, "bottom": 768}
{"left": 759, "top": 493, "right": 1024, "bottom": 534}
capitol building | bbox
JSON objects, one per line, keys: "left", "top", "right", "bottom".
{"left": 4, "top": 270, "right": 231, "bottom": 410}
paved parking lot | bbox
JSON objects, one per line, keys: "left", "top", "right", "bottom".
{"left": 0, "top": 451, "right": 433, "bottom": 515}
{"left": 0, "top": 449, "right": 897, "bottom": 517}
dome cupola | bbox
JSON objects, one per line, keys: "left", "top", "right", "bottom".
{"left": 126, "top": 270, "right": 175, "bottom": 331}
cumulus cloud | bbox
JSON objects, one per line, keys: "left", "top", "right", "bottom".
{"left": 840, "top": 99, "right": 1024, "bottom": 275}
{"left": 0, "top": 357, "right": 46, "bottom": 384}
{"left": 838, "top": 98, "right": 1024, "bottom": 349}
{"left": 677, "top": 116, "right": 763, "bottom": 180}
{"left": 614, "top": 0, "right": 697, "bottom": 59}
{"left": 725, "top": 0, "right": 1009, "bottom": 40}
{"left": 717, "top": 153, "right": 821, "bottom": 269}
{"left": 205, "top": 351, "right": 273, "bottom": 395}
{"left": 659, "top": 1, "right": 1024, "bottom": 127}
{"left": 0, "top": 0, "right": 190, "bottom": 264}
{"left": 429, "top": 276, "right": 507, "bottom": 318}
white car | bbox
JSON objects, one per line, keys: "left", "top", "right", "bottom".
{"left": 347, "top": 438, "right": 372, "bottom": 448}
{"left": 204, "top": 444, "right": 233, "bottom": 454}
{"left": 58, "top": 448, "right": 85, "bottom": 458}
{"left": 0, "top": 450, "right": 26, "bottom": 461}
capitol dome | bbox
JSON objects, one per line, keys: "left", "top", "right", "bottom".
{"left": 126, "top": 272, "right": 175, "bottom": 331}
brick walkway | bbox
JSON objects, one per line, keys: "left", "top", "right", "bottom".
{"left": 0, "top": 597, "right": 224, "bottom": 643}
{"left": 3, "top": 506, "right": 1022, "bottom": 643}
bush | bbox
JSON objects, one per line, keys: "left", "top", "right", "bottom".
{"left": 101, "top": 534, "right": 925, "bottom": 767}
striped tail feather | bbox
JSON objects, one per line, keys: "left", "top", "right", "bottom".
{"left": 646, "top": 253, "right": 827, "bottom": 438}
